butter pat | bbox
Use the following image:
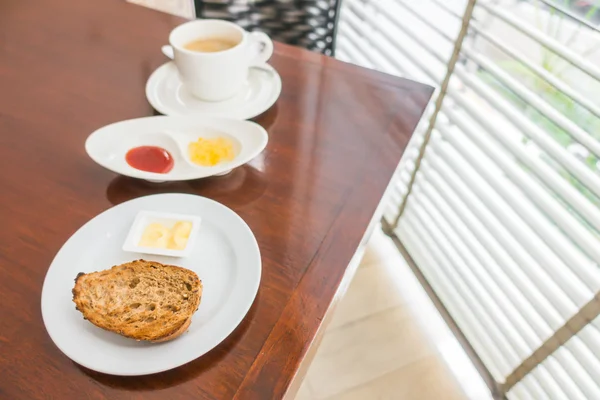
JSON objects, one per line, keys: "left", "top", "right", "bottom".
{"left": 139, "top": 222, "right": 172, "bottom": 248}
{"left": 170, "top": 221, "right": 193, "bottom": 250}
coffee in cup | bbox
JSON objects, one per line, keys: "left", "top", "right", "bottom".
{"left": 183, "top": 37, "right": 239, "bottom": 53}
{"left": 169, "top": 20, "right": 274, "bottom": 102}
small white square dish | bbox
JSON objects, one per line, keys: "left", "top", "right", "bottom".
{"left": 122, "top": 210, "right": 201, "bottom": 258}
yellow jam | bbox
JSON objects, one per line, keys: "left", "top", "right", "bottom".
{"left": 188, "top": 136, "right": 235, "bottom": 167}
{"left": 138, "top": 221, "right": 192, "bottom": 250}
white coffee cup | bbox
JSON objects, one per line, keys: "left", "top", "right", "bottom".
{"left": 169, "top": 19, "right": 274, "bottom": 102}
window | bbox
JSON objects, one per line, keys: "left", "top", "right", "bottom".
{"left": 336, "top": 0, "right": 600, "bottom": 398}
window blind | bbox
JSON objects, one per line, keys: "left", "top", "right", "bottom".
{"left": 336, "top": 0, "right": 600, "bottom": 398}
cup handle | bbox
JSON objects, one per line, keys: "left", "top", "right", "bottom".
{"left": 161, "top": 45, "right": 175, "bottom": 60}
{"left": 248, "top": 31, "right": 274, "bottom": 66}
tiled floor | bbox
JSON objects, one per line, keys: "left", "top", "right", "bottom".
{"left": 127, "top": 2, "right": 494, "bottom": 399}
{"left": 295, "top": 228, "right": 492, "bottom": 400}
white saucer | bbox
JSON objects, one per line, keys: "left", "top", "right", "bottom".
{"left": 41, "top": 193, "right": 261, "bottom": 376}
{"left": 146, "top": 62, "right": 282, "bottom": 120}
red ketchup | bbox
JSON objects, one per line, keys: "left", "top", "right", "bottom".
{"left": 125, "top": 146, "right": 174, "bottom": 174}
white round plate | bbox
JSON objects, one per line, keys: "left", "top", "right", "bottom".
{"left": 85, "top": 115, "right": 268, "bottom": 182}
{"left": 41, "top": 193, "right": 261, "bottom": 376}
{"left": 146, "top": 62, "right": 281, "bottom": 120}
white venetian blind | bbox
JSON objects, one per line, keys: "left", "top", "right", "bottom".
{"left": 335, "top": 0, "right": 600, "bottom": 398}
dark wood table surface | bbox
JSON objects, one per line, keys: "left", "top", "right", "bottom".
{"left": 0, "top": 1, "right": 432, "bottom": 399}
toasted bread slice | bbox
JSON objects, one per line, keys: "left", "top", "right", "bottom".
{"left": 72, "top": 259, "right": 202, "bottom": 342}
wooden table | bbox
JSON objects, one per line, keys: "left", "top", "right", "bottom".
{"left": 0, "top": 1, "right": 432, "bottom": 399}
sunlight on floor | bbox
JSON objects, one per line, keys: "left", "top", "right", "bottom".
{"left": 295, "top": 228, "right": 493, "bottom": 400}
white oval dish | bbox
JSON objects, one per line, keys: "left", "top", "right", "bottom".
{"left": 85, "top": 116, "right": 268, "bottom": 181}
{"left": 41, "top": 193, "right": 261, "bottom": 376}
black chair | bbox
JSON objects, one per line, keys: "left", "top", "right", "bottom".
{"left": 193, "top": 0, "right": 343, "bottom": 56}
